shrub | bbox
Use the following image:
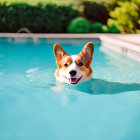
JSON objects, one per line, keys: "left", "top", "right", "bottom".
{"left": 107, "top": 0, "right": 124, "bottom": 11}
{"left": 82, "top": 1, "right": 109, "bottom": 24}
{"left": 91, "top": 22, "right": 103, "bottom": 33}
{"left": 102, "top": 25, "right": 108, "bottom": 33}
{"left": 102, "top": 24, "right": 120, "bottom": 33}
{"left": 0, "top": 3, "right": 79, "bottom": 33}
{"left": 108, "top": 1, "right": 140, "bottom": 33}
{"left": 107, "top": 25, "right": 120, "bottom": 33}
{"left": 67, "top": 17, "right": 91, "bottom": 33}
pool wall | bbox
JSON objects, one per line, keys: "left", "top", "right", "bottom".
{"left": 0, "top": 33, "right": 140, "bottom": 62}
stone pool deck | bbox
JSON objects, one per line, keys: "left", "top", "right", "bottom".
{"left": 100, "top": 34, "right": 140, "bottom": 62}
{"left": 0, "top": 33, "right": 140, "bottom": 62}
{"left": 101, "top": 34, "right": 140, "bottom": 46}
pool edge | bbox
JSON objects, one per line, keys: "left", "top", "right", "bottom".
{"left": 0, "top": 33, "right": 140, "bottom": 62}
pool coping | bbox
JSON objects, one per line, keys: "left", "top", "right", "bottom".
{"left": 0, "top": 33, "right": 140, "bottom": 62}
{"left": 100, "top": 35, "right": 140, "bottom": 62}
{"left": 0, "top": 33, "right": 101, "bottom": 38}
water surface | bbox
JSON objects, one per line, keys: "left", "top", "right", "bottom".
{"left": 0, "top": 38, "right": 140, "bottom": 140}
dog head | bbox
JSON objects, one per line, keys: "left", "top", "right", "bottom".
{"left": 53, "top": 42, "right": 94, "bottom": 85}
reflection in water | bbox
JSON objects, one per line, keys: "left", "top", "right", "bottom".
{"left": 51, "top": 78, "right": 140, "bottom": 106}
{"left": 0, "top": 72, "right": 4, "bottom": 75}
{"left": 26, "top": 69, "right": 55, "bottom": 86}
{"left": 52, "top": 83, "right": 79, "bottom": 106}
{"left": 26, "top": 68, "right": 140, "bottom": 95}
{"left": 26, "top": 67, "right": 40, "bottom": 74}
{"left": 75, "top": 78, "right": 140, "bottom": 95}
{"left": 26, "top": 68, "right": 140, "bottom": 106}
{"left": 27, "top": 69, "right": 140, "bottom": 97}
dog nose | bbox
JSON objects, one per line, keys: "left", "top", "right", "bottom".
{"left": 69, "top": 70, "right": 77, "bottom": 76}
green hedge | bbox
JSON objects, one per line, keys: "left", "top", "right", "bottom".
{"left": 91, "top": 22, "right": 103, "bottom": 33}
{"left": 67, "top": 17, "right": 91, "bottom": 33}
{"left": 0, "top": 3, "right": 79, "bottom": 33}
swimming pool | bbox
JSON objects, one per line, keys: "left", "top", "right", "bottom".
{"left": 0, "top": 38, "right": 140, "bottom": 140}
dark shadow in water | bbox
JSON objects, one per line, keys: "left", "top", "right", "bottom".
{"left": 75, "top": 78, "right": 140, "bottom": 95}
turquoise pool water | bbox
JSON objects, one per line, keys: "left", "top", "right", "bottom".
{"left": 0, "top": 38, "right": 140, "bottom": 140}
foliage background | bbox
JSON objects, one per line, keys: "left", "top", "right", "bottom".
{"left": 0, "top": 0, "right": 139, "bottom": 33}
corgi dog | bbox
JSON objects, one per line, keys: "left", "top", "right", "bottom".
{"left": 53, "top": 42, "right": 94, "bottom": 85}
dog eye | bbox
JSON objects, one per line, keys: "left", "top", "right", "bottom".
{"left": 64, "top": 63, "right": 68, "bottom": 67}
{"left": 79, "top": 62, "right": 83, "bottom": 66}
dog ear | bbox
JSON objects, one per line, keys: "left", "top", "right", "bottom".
{"left": 80, "top": 42, "right": 94, "bottom": 65}
{"left": 53, "top": 43, "right": 67, "bottom": 61}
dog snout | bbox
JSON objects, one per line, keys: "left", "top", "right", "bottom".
{"left": 69, "top": 70, "right": 77, "bottom": 77}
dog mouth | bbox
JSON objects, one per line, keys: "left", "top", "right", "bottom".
{"left": 69, "top": 76, "right": 82, "bottom": 85}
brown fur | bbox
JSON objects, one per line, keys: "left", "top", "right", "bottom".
{"left": 59, "top": 55, "right": 72, "bottom": 71}
{"left": 75, "top": 54, "right": 92, "bottom": 77}
{"left": 80, "top": 42, "right": 94, "bottom": 67}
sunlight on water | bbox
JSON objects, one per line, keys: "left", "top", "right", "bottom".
{"left": 0, "top": 38, "right": 140, "bottom": 140}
